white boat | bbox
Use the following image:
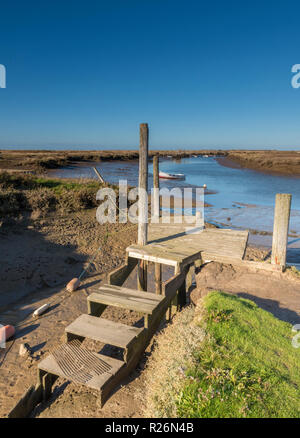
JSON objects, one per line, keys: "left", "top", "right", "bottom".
{"left": 159, "top": 171, "right": 185, "bottom": 180}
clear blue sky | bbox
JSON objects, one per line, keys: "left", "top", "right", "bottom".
{"left": 0, "top": 0, "right": 300, "bottom": 150}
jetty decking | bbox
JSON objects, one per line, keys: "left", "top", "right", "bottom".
{"left": 127, "top": 221, "right": 249, "bottom": 270}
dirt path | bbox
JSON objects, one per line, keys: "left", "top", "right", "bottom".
{"left": 192, "top": 247, "right": 300, "bottom": 325}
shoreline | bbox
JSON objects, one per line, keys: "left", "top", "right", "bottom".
{"left": 0, "top": 149, "right": 224, "bottom": 173}
{"left": 1, "top": 148, "right": 300, "bottom": 177}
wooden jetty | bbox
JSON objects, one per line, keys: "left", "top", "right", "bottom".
{"left": 34, "top": 217, "right": 249, "bottom": 410}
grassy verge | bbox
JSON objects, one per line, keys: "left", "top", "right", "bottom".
{"left": 144, "top": 291, "right": 300, "bottom": 418}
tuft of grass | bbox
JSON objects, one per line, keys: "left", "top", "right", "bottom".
{"left": 144, "top": 291, "right": 300, "bottom": 418}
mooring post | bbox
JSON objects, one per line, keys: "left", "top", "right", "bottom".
{"left": 271, "top": 193, "right": 292, "bottom": 268}
{"left": 152, "top": 154, "right": 162, "bottom": 294}
{"left": 137, "top": 123, "right": 149, "bottom": 291}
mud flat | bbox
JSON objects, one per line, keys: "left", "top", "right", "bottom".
{"left": 218, "top": 150, "right": 300, "bottom": 176}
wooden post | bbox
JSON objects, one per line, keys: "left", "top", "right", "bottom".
{"left": 271, "top": 193, "right": 292, "bottom": 267}
{"left": 93, "top": 167, "right": 105, "bottom": 183}
{"left": 153, "top": 154, "right": 162, "bottom": 294}
{"left": 153, "top": 155, "right": 160, "bottom": 220}
{"left": 137, "top": 123, "right": 149, "bottom": 291}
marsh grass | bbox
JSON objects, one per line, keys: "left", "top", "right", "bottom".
{"left": 0, "top": 172, "right": 113, "bottom": 217}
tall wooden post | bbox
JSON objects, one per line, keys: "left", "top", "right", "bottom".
{"left": 137, "top": 123, "right": 149, "bottom": 291}
{"left": 152, "top": 154, "right": 162, "bottom": 294}
{"left": 271, "top": 193, "right": 292, "bottom": 267}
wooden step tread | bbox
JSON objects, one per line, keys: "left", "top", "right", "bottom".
{"left": 65, "top": 314, "right": 144, "bottom": 348}
{"left": 88, "top": 284, "right": 164, "bottom": 315}
{"left": 38, "top": 342, "right": 125, "bottom": 392}
{"left": 126, "top": 244, "right": 202, "bottom": 267}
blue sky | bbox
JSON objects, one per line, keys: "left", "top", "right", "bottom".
{"left": 0, "top": 0, "right": 300, "bottom": 150}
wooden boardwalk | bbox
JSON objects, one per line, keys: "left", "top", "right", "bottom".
{"left": 127, "top": 220, "right": 249, "bottom": 271}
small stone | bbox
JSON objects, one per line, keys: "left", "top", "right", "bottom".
{"left": 19, "top": 342, "right": 31, "bottom": 357}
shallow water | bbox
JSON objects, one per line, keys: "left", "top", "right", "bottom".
{"left": 50, "top": 156, "right": 300, "bottom": 259}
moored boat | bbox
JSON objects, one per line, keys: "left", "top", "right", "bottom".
{"left": 159, "top": 171, "right": 185, "bottom": 180}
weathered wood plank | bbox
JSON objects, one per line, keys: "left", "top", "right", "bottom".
{"left": 65, "top": 314, "right": 144, "bottom": 349}
{"left": 38, "top": 350, "right": 125, "bottom": 393}
{"left": 88, "top": 284, "right": 164, "bottom": 315}
{"left": 107, "top": 257, "right": 137, "bottom": 286}
{"left": 163, "top": 268, "right": 188, "bottom": 299}
{"left": 127, "top": 244, "right": 202, "bottom": 268}
{"left": 155, "top": 262, "right": 162, "bottom": 294}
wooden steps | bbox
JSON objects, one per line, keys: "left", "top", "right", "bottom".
{"left": 87, "top": 284, "right": 165, "bottom": 317}
{"left": 38, "top": 340, "right": 125, "bottom": 406}
{"left": 65, "top": 314, "right": 144, "bottom": 362}
{"left": 30, "top": 222, "right": 251, "bottom": 415}
{"left": 37, "top": 283, "right": 171, "bottom": 409}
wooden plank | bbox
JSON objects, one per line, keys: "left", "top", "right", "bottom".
{"left": 130, "top": 226, "right": 249, "bottom": 266}
{"left": 65, "top": 314, "right": 144, "bottom": 349}
{"left": 127, "top": 244, "right": 202, "bottom": 268}
{"left": 155, "top": 263, "right": 162, "bottom": 294}
{"left": 88, "top": 284, "right": 164, "bottom": 315}
{"left": 163, "top": 268, "right": 188, "bottom": 299}
{"left": 271, "top": 193, "right": 292, "bottom": 267}
{"left": 107, "top": 257, "right": 137, "bottom": 286}
{"left": 93, "top": 166, "right": 105, "bottom": 183}
{"left": 38, "top": 350, "right": 125, "bottom": 393}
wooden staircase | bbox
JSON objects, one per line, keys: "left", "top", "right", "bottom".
{"left": 36, "top": 225, "right": 249, "bottom": 409}
{"left": 37, "top": 274, "right": 179, "bottom": 407}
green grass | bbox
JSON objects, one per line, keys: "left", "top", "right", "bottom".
{"left": 0, "top": 173, "right": 117, "bottom": 216}
{"left": 33, "top": 177, "right": 100, "bottom": 194}
{"left": 177, "top": 291, "right": 300, "bottom": 417}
